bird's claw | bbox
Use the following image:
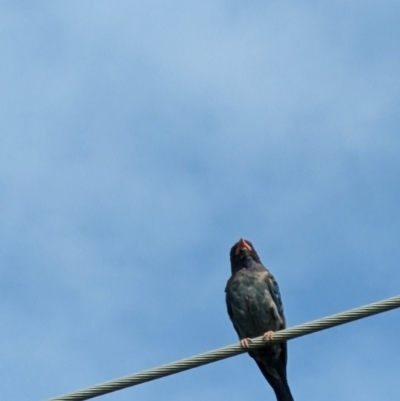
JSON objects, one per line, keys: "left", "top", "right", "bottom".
{"left": 240, "top": 338, "right": 252, "bottom": 348}
{"left": 263, "top": 331, "right": 274, "bottom": 341}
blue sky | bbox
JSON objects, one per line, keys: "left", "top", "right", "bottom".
{"left": 1, "top": 1, "right": 400, "bottom": 400}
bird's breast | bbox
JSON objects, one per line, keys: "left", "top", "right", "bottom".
{"left": 227, "top": 271, "right": 279, "bottom": 337}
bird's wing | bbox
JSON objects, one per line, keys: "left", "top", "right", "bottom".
{"left": 263, "top": 269, "right": 286, "bottom": 327}
{"left": 262, "top": 269, "right": 288, "bottom": 367}
{"left": 225, "top": 286, "right": 242, "bottom": 339}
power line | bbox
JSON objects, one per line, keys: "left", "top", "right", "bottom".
{"left": 44, "top": 294, "right": 400, "bottom": 401}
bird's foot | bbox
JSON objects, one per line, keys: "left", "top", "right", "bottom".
{"left": 262, "top": 331, "right": 274, "bottom": 341}
{"left": 240, "top": 338, "right": 252, "bottom": 348}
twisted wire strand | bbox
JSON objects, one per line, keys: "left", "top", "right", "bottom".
{"left": 44, "top": 294, "right": 400, "bottom": 401}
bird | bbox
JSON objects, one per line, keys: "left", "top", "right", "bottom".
{"left": 225, "top": 238, "right": 294, "bottom": 401}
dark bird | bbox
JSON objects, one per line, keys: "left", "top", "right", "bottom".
{"left": 225, "top": 238, "right": 294, "bottom": 401}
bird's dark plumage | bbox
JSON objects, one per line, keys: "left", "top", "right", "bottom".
{"left": 225, "top": 239, "right": 294, "bottom": 401}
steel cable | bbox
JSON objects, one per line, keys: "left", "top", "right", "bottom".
{"left": 44, "top": 294, "right": 400, "bottom": 401}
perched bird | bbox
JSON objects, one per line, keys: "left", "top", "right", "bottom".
{"left": 225, "top": 238, "right": 294, "bottom": 401}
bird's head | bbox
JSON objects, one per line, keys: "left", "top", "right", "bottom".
{"left": 229, "top": 238, "right": 261, "bottom": 274}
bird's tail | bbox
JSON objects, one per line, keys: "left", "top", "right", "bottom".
{"left": 255, "top": 361, "right": 294, "bottom": 401}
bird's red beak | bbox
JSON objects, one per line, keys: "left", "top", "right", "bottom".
{"left": 235, "top": 238, "right": 252, "bottom": 255}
